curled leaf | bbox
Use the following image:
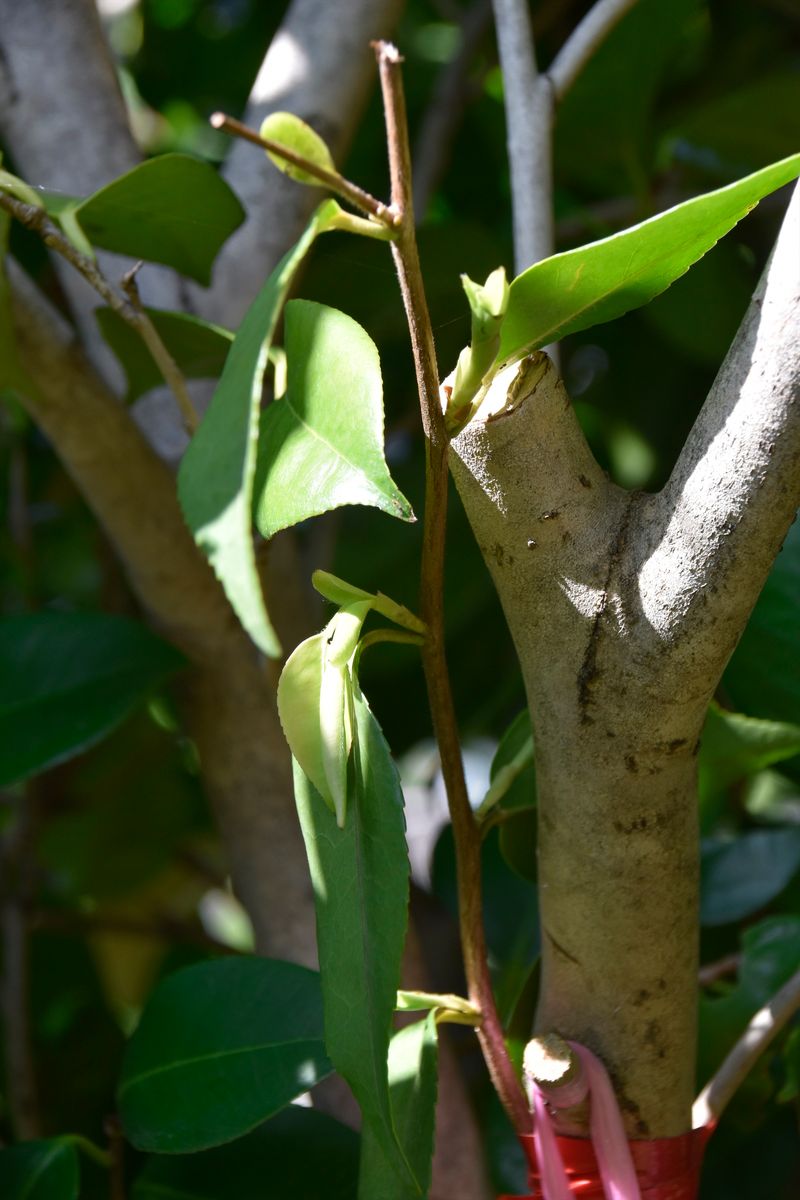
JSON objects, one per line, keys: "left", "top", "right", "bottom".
{"left": 260, "top": 113, "right": 339, "bottom": 186}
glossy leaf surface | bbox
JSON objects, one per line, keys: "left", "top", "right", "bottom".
{"left": 178, "top": 204, "right": 335, "bottom": 656}
{"left": 700, "top": 829, "right": 800, "bottom": 926}
{"left": 0, "top": 1139, "right": 79, "bottom": 1200}
{"left": 294, "top": 687, "right": 414, "bottom": 1187}
{"left": 0, "top": 612, "right": 183, "bottom": 786}
{"left": 132, "top": 1109, "right": 359, "bottom": 1200}
{"left": 498, "top": 153, "right": 800, "bottom": 365}
{"left": 119, "top": 957, "right": 331, "bottom": 1152}
{"left": 96, "top": 307, "right": 232, "bottom": 402}
{"left": 358, "top": 1014, "right": 439, "bottom": 1200}
{"left": 73, "top": 155, "right": 245, "bottom": 285}
{"left": 254, "top": 300, "right": 413, "bottom": 539}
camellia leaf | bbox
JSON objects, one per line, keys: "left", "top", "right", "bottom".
{"left": 497, "top": 152, "right": 800, "bottom": 366}
{"left": 0, "top": 612, "right": 184, "bottom": 787}
{"left": 260, "top": 112, "right": 338, "bottom": 186}
{"left": 294, "top": 684, "right": 416, "bottom": 1190}
{"left": 178, "top": 201, "right": 338, "bottom": 657}
{"left": 253, "top": 300, "right": 414, "bottom": 539}
{"left": 699, "top": 703, "right": 800, "bottom": 828}
{"left": 72, "top": 155, "right": 245, "bottom": 285}
{"left": 358, "top": 1014, "right": 439, "bottom": 1200}
{"left": 0, "top": 1138, "right": 79, "bottom": 1200}
{"left": 479, "top": 708, "right": 536, "bottom": 819}
{"left": 131, "top": 1109, "right": 359, "bottom": 1200}
{"left": 700, "top": 829, "right": 800, "bottom": 926}
{"left": 96, "top": 307, "right": 233, "bottom": 402}
{"left": 118, "top": 957, "right": 332, "bottom": 1152}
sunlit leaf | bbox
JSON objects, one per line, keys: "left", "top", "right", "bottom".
{"left": 178, "top": 202, "right": 337, "bottom": 656}
{"left": 294, "top": 685, "right": 415, "bottom": 1189}
{"left": 253, "top": 301, "right": 414, "bottom": 539}
{"left": 73, "top": 155, "right": 245, "bottom": 285}
{"left": 0, "top": 612, "right": 183, "bottom": 786}
{"left": 96, "top": 307, "right": 232, "bottom": 402}
{"left": 261, "top": 113, "right": 338, "bottom": 186}
{"left": 119, "top": 957, "right": 331, "bottom": 1152}
{"left": 498, "top": 153, "right": 800, "bottom": 365}
{"left": 358, "top": 1014, "right": 439, "bottom": 1200}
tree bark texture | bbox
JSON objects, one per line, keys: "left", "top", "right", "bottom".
{"left": 449, "top": 185, "right": 800, "bottom": 1135}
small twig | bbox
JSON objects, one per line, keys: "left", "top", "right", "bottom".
{"left": 209, "top": 112, "right": 399, "bottom": 228}
{"left": 373, "top": 38, "right": 529, "bottom": 1136}
{"left": 548, "top": 0, "right": 641, "bottom": 102}
{"left": 0, "top": 190, "right": 199, "bottom": 433}
{"left": 693, "top": 967, "right": 800, "bottom": 1127}
{"left": 698, "top": 953, "right": 741, "bottom": 988}
{"left": 491, "top": 0, "right": 554, "bottom": 271}
{"left": 104, "top": 1115, "right": 126, "bottom": 1200}
{"left": 120, "top": 263, "right": 198, "bottom": 433}
{"left": 412, "top": 0, "right": 494, "bottom": 220}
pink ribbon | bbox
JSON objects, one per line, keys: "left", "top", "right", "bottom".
{"left": 530, "top": 1041, "right": 642, "bottom": 1200}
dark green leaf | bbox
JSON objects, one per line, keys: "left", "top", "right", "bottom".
{"left": 0, "top": 1139, "right": 79, "bottom": 1200}
{"left": 0, "top": 612, "right": 184, "bottom": 786}
{"left": 178, "top": 203, "right": 335, "bottom": 656}
{"left": 700, "top": 830, "right": 800, "bottom": 926}
{"left": 483, "top": 708, "right": 535, "bottom": 815}
{"left": 96, "top": 308, "right": 233, "bottom": 402}
{"left": 498, "top": 154, "right": 800, "bottom": 365}
{"left": 739, "top": 917, "right": 800, "bottom": 1007}
{"left": 699, "top": 704, "right": 800, "bottom": 828}
{"left": 131, "top": 1109, "right": 359, "bottom": 1200}
{"left": 358, "top": 1014, "right": 439, "bottom": 1200}
{"left": 118, "top": 957, "right": 332, "bottom": 1152}
{"left": 73, "top": 156, "right": 245, "bottom": 285}
{"left": 294, "top": 687, "right": 415, "bottom": 1189}
{"left": 253, "top": 301, "right": 414, "bottom": 539}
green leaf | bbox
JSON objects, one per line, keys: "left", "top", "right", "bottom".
{"left": 497, "top": 153, "right": 800, "bottom": 365}
{"left": 73, "top": 155, "right": 245, "bottom": 285}
{"left": 0, "top": 1139, "right": 79, "bottom": 1200}
{"left": 396, "top": 990, "right": 477, "bottom": 1017}
{"left": 358, "top": 1014, "right": 439, "bottom": 1200}
{"left": 118, "top": 957, "right": 332, "bottom": 1152}
{"left": 253, "top": 301, "right": 414, "bottom": 539}
{"left": 739, "top": 917, "right": 800, "bottom": 1007}
{"left": 260, "top": 113, "right": 338, "bottom": 186}
{"left": 131, "top": 1109, "right": 359, "bottom": 1200}
{"left": 178, "top": 203, "right": 335, "bottom": 657}
{"left": 699, "top": 703, "right": 800, "bottom": 827}
{"left": 479, "top": 709, "right": 535, "bottom": 818}
{"left": 294, "top": 686, "right": 415, "bottom": 1189}
{"left": 0, "top": 612, "right": 184, "bottom": 787}
{"left": 96, "top": 307, "right": 233, "bottom": 402}
{"left": 700, "top": 829, "right": 800, "bottom": 926}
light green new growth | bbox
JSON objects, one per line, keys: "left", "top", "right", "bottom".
{"left": 445, "top": 266, "right": 509, "bottom": 432}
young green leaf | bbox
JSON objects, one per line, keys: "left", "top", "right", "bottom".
{"left": 73, "top": 155, "right": 245, "bottom": 285}
{"left": 0, "top": 612, "right": 184, "bottom": 786}
{"left": 118, "top": 957, "right": 332, "bottom": 1152}
{"left": 277, "top": 600, "right": 371, "bottom": 824}
{"left": 0, "top": 1138, "right": 79, "bottom": 1200}
{"left": 294, "top": 685, "right": 416, "bottom": 1190}
{"left": 178, "top": 202, "right": 337, "bottom": 657}
{"left": 497, "top": 152, "right": 800, "bottom": 366}
{"left": 358, "top": 1015, "right": 439, "bottom": 1200}
{"left": 131, "top": 1109, "right": 359, "bottom": 1200}
{"left": 477, "top": 709, "right": 536, "bottom": 820}
{"left": 396, "top": 990, "right": 480, "bottom": 1021}
{"left": 253, "top": 300, "right": 414, "bottom": 539}
{"left": 96, "top": 307, "right": 233, "bottom": 402}
{"left": 260, "top": 112, "right": 339, "bottom": 186}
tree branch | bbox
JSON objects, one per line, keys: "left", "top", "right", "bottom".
{"left": 490, "top": 0, "right": 553, "bottom": 271}
{"left": 202, "top": 0, "right": 405, "bottom": 326}
{"left": 374, "top": 39, "right": 529, "bottom": 1136}
{"left": 548, "top": 0, "right": 640, "bottom": 101}
{"left": 7, "top": 264, "right": 317, "bottom": 965}
{"left": 693, "top": 967, "right": 800, "bottom": 1127}
{"left": 635, "top": 182, "right": 800, "bottom": 694}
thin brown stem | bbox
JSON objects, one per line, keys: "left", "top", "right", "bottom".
{"left": 373, "top": 39, "right": 529, "bottom": 1136}
{"left": 104, "top": 1115, "right": 127, "bottom": 1200}
{"left": 120, "top": 263, "right": 198, "bottom": 432}
{"left": 210, "top": 112, "right": 399, "bottom": 228}
{"left": 0, "top": 191, "right": 199, "bottom": 433}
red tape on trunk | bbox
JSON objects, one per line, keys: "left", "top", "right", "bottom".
{"left": 498, "top": 1124, "right": 714, "bottom": 1200}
